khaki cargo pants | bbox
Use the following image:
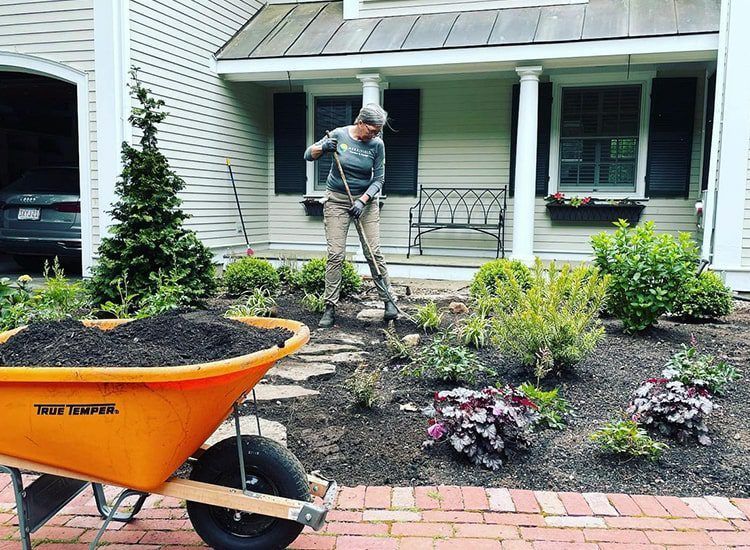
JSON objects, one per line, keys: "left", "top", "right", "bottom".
{"left": 323, "top": 191, "right": 392, "bottom": 306}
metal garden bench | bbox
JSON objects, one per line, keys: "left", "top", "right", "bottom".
{"left": 407, "top": 186, "right": 507, "bottom": 259}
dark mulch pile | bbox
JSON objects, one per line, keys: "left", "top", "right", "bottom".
{"left": 0, "top": 309, "right": 293, "bottom": 367}
{"left": 243, "top": 292, "right": 750, "bottom": 497}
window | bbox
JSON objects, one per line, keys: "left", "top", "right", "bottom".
{"left": 313, "top": 95, "right": 362, "bottom": 191}
{"left": 558, "top": 85, "right": 641, "bottom": 193}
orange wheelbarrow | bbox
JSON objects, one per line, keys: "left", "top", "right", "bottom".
{"left": 0, "top": 317, "right": 337, "bottom": 550}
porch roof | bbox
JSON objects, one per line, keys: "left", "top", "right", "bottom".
{"left": 217, "top": 0, "right": 720, "bottom": 61}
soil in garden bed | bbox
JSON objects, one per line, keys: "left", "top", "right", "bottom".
{"left": 0, "top": 309, "right": 293, "bottom": 367}
{"left": 244, "top": 291, "right": 750, "bottom": 497}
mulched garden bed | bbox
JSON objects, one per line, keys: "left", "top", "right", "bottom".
{"left": 237, "top": 290, "right": 750, "bottom": 497}
{"left": 0, "top": 309, "right": 292, "bottom": 367}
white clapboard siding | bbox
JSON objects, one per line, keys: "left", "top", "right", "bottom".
{"left": 358, "top": 0, "right": 585, "bottom": 18}
{"left": 268, "top": 74, "right": 703, "bottom": 258}
{"left": 0, "top": 0, "right": 98, "bottom": 236}
{"left": 128, "top": 0, "right": 270, "bottom": 251}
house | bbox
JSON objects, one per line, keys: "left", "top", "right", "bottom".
{"left": 1, "top": 0, "right": 749, "bottom": 290}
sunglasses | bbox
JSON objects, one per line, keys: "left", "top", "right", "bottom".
{"left": 360, "top": 121, "right": 382, "bottom": 135}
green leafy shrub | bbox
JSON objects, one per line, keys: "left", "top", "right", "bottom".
{"left": 98, "top": 275, "right": 138, "bottom": 319}
{"left": 296, "top": 258, "right": 362, "bottom": 298}
{"left": 225, "top": 288, "right": 277, "bottom": 317}
{"left": 591, "top": 220, "right": 698, "bottom": 332}
{"left": 423, "top": 386, "right": 539, "bottom": 470}
{"left": 33, "top": 259, "right": 91, "bottom": 321}
{"left": 414, "top": 301, "right": 443, "bottom": 332}
{"left": 470, "top": 259, "right": 532, "bottom": 299}
{"left": 590, "top": 419, "right": 668, "bottom": 461}
{"left": 458, "top": 313, "right": 490, "bottom": 348}
{"left": 662, "top": 344, "right": 740, "bottom": 396}
{"left": 135, "top": 269, "right": 194, "bottom": 318}
{"left": 0, "top": 275, "right": 33, "bottom": 330}
{"left": 347, "top": 365, "right": 380, "bottom": 408}
{"left": 224, "top": 257, "right": 280, "bottom": 297}
{"left": 405, "top": 333, "right": 484, "bottom": 383}
{"left": 519, "top": 383, "right": 571, "bottom": 430}
{"left": 301, "top": 292, "right": 326, "bottom": 314}
{"left": 89, "top": 71, "right": 216, "bottom": 312}
{"left": 673, "top": 270, "right": 734, "bottom": 320}
{"left": 491, "top": 260, "right": 608, "bottom": 378}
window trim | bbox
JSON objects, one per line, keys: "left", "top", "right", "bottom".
{"left": 548, "top": 71, "right": 654, "bottom": 199}
{"left": 304, "top": 84, "right": 371, "bottom": 196}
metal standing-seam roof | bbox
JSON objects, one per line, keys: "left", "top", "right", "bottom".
{"left": 216, "top": 0, "right": 720, "bottom": 60}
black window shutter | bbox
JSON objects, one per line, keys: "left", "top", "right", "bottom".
{"left": 273, "top": 92, "right": 306, "bottom": 194}
{"left": 383, "top": 89, "right": 420, "bottom": 196}
{"left": 646, "top": 77, "right": 697, "bottom": 198}
{"left": 509, "top": 82, "right": 553, "bottom": 197}
{"left": 701, "top": 73, "right": 716, "bottom": 192}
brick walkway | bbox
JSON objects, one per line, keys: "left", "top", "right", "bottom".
{"left": 1, "top": 476, "right": 749, "bottom": 548}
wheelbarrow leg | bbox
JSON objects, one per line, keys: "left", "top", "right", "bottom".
{"left": 0, "top": 466, "right": 32, "bottom": 550}
{"left": 92, "top": 483, "right": 148, "bottom": 522}
{"left": 89, "top": 487, "right": 148, "bottom": 549}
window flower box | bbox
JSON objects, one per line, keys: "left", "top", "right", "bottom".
{"left": 544, "top": 194, "right": 645, "bottom": 224}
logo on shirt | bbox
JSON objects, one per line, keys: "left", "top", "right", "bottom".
{"left": 340, "top": 143, "right": 349, "bottom": 152}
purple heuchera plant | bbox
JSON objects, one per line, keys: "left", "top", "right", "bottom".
{"left": 627, "top": 378, "right": 715, "bottom": 446}
{"left": 422, "top": 386, "right": 539, "bottom": 470}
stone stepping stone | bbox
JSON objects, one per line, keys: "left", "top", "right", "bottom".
{"left": 268, "top": 360, "right": 336, "bottom": 381}
{"left": 205, "top": 416, "right": 287, "bottom": 447}
{"left": 356, "top": 308, "right": 387, "bottom": 323}
{"left": 297, "top": 342, "right": 361, "bottom": 356}
{"left": 249, "top": 384, "right": 319, "bottom": 401}
{"left": 313, "top": 331, "right": 367, "bottom": 347}
{"left": 295, "top": 351, "right": 367, "bottom": 364}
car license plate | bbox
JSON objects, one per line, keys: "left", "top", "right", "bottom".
{"left": 17, "top": 207, "right": 41, "bottom": 221}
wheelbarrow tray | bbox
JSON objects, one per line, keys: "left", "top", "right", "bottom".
{"left": 0, "top": 316, "right": 309, "bottom": 492}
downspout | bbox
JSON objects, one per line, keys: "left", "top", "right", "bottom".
{"left": 700, "top": 0, "right": 731, "bottom": 263}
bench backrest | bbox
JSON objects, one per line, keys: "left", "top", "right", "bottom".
{"left": 412, "top": 186, "right": 507, "bottom": 225}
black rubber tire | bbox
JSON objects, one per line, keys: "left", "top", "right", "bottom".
{"left": 186, "top": 435, "right": 310, "bottom": 550}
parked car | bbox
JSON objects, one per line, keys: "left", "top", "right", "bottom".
{"left": 0, "top": 166, "right": 81, "bottom": 271}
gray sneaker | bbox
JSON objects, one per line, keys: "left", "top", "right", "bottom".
{"left": 318, "top": 304, "right": 335, "bottom": 328}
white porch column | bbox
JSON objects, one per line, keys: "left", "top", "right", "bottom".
{"left": 704, "top": 0, "right": 750, "bottom": 290}
{"left": 357, "top": 73, "right": 382, "bottom": 106}
{"left": 511, "top": 66, "right": 542, "bottom": 264}
{"left": 94, "top": 0, "right": 130, "bottom": 244}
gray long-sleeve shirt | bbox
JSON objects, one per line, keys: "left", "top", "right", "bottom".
{"left": 304, "top": 126, "right": 385, "bottom": 197}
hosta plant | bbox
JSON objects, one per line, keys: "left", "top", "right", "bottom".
{"left": 225, "top": 288, "right": 277, "bottom": 317}
{"left": 423, "top": 386, "right": 539, "bottom": 470}
{"left": 301, "top": 292, "right": 326, "bottom": 314}
{"left": 590, "top": 419, "right": 668, "bottom": 461}
{"left": 518, "top": 382, "right": 571, "bottom": 430}
{"left": 627, "top": 378, "right": 715, "bottom": 445}
{"left": 662, "top": 344, "right": 740, "bottom": 396}
{"left": 414, "top": 301, "right": 443, "bottom": 332}
{"left": 458, "top": 313, "right": 490, "bottom": 348}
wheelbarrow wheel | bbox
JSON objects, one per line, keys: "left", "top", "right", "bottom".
{"left": 186, "top": 435, "right": 310, "bottom": 550}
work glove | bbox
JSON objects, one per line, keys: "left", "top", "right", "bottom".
{"left": 320, "top": 137, "right": 338, "bottom": 153}
{"left": 348, "top": 198, "right": 366, "bottom": 219}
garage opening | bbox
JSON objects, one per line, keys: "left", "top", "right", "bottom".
{"left": 0, "top": 71, "right": 81, "bottom": 275}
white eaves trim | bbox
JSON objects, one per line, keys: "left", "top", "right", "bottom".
{"left": 216, "top": 34, "right": 719, "bottom": 81}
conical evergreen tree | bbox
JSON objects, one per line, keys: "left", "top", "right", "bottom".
{"left": 90, "top": 71, "right": 216, "bottom": 308}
